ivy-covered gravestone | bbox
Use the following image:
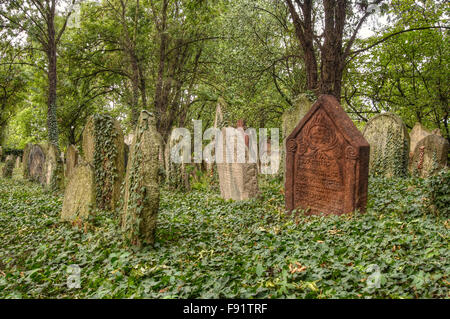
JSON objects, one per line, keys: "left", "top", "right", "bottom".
{"left": 65, "top": 145, "right": 79, "bottom": 179}
{"left": 27, "top": 144, "right": 46, "bottom": 184}
{"left": 61, "top": 162, "right": 96, "bottom": 221}
{"left": 44, "top": 143, "right": 65, "bottom": 191}
{"left": 82, "top": 114, "right": 125, "bottom": 210}
{"left": 363, "top": 113, "right": 409, "bottom": 177}
{"left": 281, "top": 94, "right": 313, "bottom": 178}
{"left": 2, "top": 155, "right": 15, "bottom": 178}
{"left": 409, "top": 134, "right": 449, "bottom": 178}
{"left": 122, "top": 111, "right": 161, "bottom": 247}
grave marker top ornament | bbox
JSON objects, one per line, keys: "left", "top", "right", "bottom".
{"left": 285, "top": 95, "right": 370, "bottom": 215}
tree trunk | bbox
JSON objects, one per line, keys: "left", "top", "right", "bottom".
{"left": 46, "top": 5, "right": 59, "bottom": 149}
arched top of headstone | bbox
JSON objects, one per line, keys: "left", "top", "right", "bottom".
{"left": 362, "top": 112, "right": 409, "bottom": 138}
{"left": 288, "top": 95, "right": 369, "bottom": 150}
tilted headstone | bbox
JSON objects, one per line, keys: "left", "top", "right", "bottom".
{"left": 44, "top": 143, "right": 65, "bottom": 191}
{"left": 2, "top": 155, "right": 15, "bottom": 178}
{"left": 363, "top": 112, "right": 409, "bottom": 177}
{"left": 65, "top": 145, "right": 79, "bottom": 178}
{"left": 82, "top": 115, "right": 125, "bottom": 210}
{"left": 217, "top": 125, "right": 259, "bottom": 201}
{"left": 409, "top": 134, "right": 449, "bottom": 178}
{"left": 409, "top": 122, "right": 431, "bottom": 157}
{"left": 60, "top": 162, "right": 96, "bottom": 221}
{"left": 122, "top": 111, "right": 161, "bottom": 246}
{"left": 27, "top": 144, "right": 46, "bottom": 184}
{"left": 285, "top": 95, "right": 370, "bottom": 215}
{"left": 281, "top": 95, "right": 313, "bottom": 177}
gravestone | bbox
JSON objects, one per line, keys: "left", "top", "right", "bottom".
{"left": 281, "top": 95, "right": 313, "bottom": 177}
{"left": 363, "top": 112, "right": 409, "bottom": 177}
{"left": 65, "top": 145, "right": 79, "bottom": 178}
{"left": 409, "top": 122, "right": 431, "bottom": 157}
{"left": 27, "top": 144, "right": 46, "bottom": 184}
{"left": 15, "top": 156, "right": 21, "bottom": 169}
{"left": 217, "top": 126, "right": 259, "bottom": 201}
{"left": 285, "top": 95, "right": 370, "bottom": 215}
{"left": 60, "top": 162, "right": 96, "bottom": 221}
{"left": 0, "top": 146, "right": 2, "bottom": 161}
{"left": 2, "top": 155, "right": 15, "bottom": 178}
{"left": 82, "top": 115, "right": 125, "bottom": 210}
{"left": 165, "top": 129, "right": 189, "bottom": 190}
{"left": 122, "top": 111, "right": 161, "bottom": 246}
{"left": 409, "top": 134, "right": 449, "bottom": 177}
{"left": 45, "top": 143, "right": 65, "bottom": 191}
{"left": 22, "top": 143, "right": 31, "bottom": 179}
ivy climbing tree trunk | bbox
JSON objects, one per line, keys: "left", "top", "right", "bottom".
{"left": 47, "top": 5, "right": 59, "bottom": 148}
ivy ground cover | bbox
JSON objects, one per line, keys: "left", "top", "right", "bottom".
{"left": 0, "top": 167, "right": 449, "bottom": 298}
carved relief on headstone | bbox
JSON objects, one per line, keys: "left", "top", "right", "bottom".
{"left": 363, "top": 112, "right": 409, "bottom": 177}
{"left": 409, "top": 134, "right": 449, "bottom": 177}
{"left": 285, "top": 95, "right": 370, "bottom": 215}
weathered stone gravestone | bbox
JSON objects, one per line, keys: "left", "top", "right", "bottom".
{"left": 409, "top": 122, "right": 431, "bottom": 157}
{"left": 363, "top": 112, "right": 409, "bottom": 177}
{"left": 22, "top": 143, "right": 31, "bottom": 179}
{"left": 2, "top": 155, "right": 15, "bottom": 178}
{"left": 285, "top": 95, "right": 370, "bottom": 215}
{"left": 15, "top": 156, "right": 21, "bottom": 169}
{"left": 124, "top": 133, "right": 134, "bottom": 146}
{"left": 82, "top": 114, "right": 125, "bottom": 210}
{"left": 61, "top": 162, "right": 96, "bottom": 221}
{"left": 217, "top": 125, "right": 259, "bottom": 201}
{"left": 65, "top": 145, "right": 79, "bottom": 178}
{"left": 409, "top": 134, "right": 449, "bottom": 177}
{"left": 165, "top": 129, "right": 189, "bottom": 190}
{"left": 27, "top": 144, "right": 46, "bottom": 184}
{"left": 122, "top": 111, "right": 161, "bottom": 246}
{"left": 44, "top": 143, "right": 65, "bottom": 191}
{"left": 281, "top": 95, "right": 313, "bottom": 177}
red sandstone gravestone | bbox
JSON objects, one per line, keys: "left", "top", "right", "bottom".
{"left": 285, "top": 95, "right": 370, "bottom": 215}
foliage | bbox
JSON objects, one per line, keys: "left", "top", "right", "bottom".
{"left": 0, "top": 168, "right": 448, "bottom": 299}
{"left": 92, "top": 115, "right": 119, "bottom": 210}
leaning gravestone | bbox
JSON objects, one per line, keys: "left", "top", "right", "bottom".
{"left": 27, "top": 144, "right": 46, "bottom": 184}
{"left": 409, "top": 134, "right": 449, "bottom": 178}
{"left": 65, "top": 145, "right": 79, "bottom": 178}
{"left": 217, "top": 126, "right": 259, "bottom": 201}
{"left": 285, "top": 95, "right": 370, "bottom": 215}
{"left": 61, "top": 162, "right": 96, "bottom": 221}
{"left": 2, "top": 155, "right": 15, "bottom": 178}
{"left": 44, "top": 143, "right": 65, "bottom": 191}
{"left": 409, "top": 122, "right": 431, "bottom": 157}
{"left": 363, "top": 112, "right": 409, "bottom": 177}
{"left": 122, "top": 111, "right": 161, "bottom": 247}
{"left": 82, "top": 114, "right": 125, "bottom": 210}
{"left": 281, "top": 95, "right": 313, "bottom": 177}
